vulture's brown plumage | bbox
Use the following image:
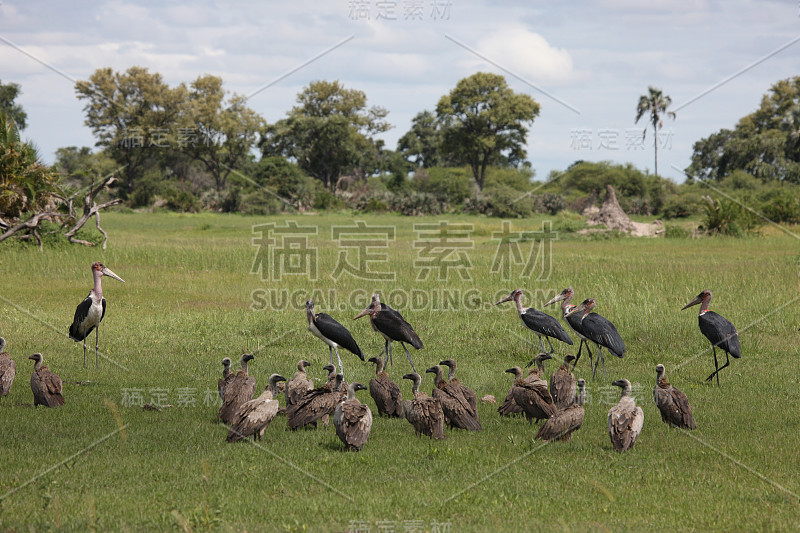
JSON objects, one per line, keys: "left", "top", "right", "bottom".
{"left": 439, "top": 358, "right": 478, "bottom": 415}
{"left": 286, "top": 373, "right": 344, "bottom": 430}
{"left": 285, "top": 360, "right": 313, "bottom": 409}
{"left": 536, "top": 378, "right": 586, "bottom": 442}
{"left": 550, "top": 354, "right": 577, "bottom": 409}
{"left": 402, "top": 372, "right": 445, "bottom": 440}
{"left": 334, "top": 382, "right": 373, "bottom": 451}
{"left": 497, "top": 367, "right": 524, "bottom": 417}
{"left": 511, "top": 354, "right": 556, "bottom": 424}
{"left": 368, "top": 356, "right": 403, "bottom": 418}
{"left": 218, "top": 354, "right": 256, "bottom": 425}
{"left": 0, "top": 337, "right": 16, "bottom": 397}
{"left": 227, "top": 374, "right": 287, "bottom": 442}
{"left": 29, "top": 353, "right": 64, "bottom": 407}
{"left": 426, "top": 365, "right": 481, "bottom": 431}
{"left": 653, "top": 364, "right": 696, "bottom": 429}
{"left": 218, "top": 357, "right": 233, "bottom": 401}
{"left": 608, "top": 379, "right": 644, "bottom": 452}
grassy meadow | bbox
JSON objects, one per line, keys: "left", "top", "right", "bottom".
{"left": 1, "top": 211, "right": 799, "bottom": 532}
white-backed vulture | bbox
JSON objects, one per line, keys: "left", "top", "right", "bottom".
{"left": 227, "top": 374, "right": 287, "bottom": 442}
{"left": 654, "top": 364, "right": 696, "bottom": 429}
{"left": 218, "top": 357, "right": 233, "bottom": 401}
{"left": 511, "top": 354, "right": 556, "bottom": 424}
{"left": 608, "top": 378, "right": 644, "bottom": 452}
{"left": 218, "top": 354, "right": 255, "bottom": 425}
{"left": 497, "top": 367, "right": 524, "bottom": 417}
{"left": 285, "top": 360, "right": 313, "bottom": 409}
{"left": 426, "top": 365, "right": 481, "bottom": 431}
{"left": 334, "top": 382, "right": 373, "bottom": 451}
{"left": 368, "top": 356, "right": 403, "bottom": 418}
{"left": 287, "top": 373, "right": 344, "bottom": 430}
{"left": 536, "top": 378, "right": 586, "bottom": 442}
{"left": 0, "top": 337, "right": 16, "bottom": 397}
{"left": 29, "top": 353, "right": 64, "bottom": 407}
{"left": 550, "top": 354, "right": 577, "bottom": 409}
{"left": 402, "top": 372, "right": 445, "bottom": 440}
{"left": 439, "top": 358, "right": 478, "bottom": 415}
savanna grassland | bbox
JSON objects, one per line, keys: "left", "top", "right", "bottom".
{"left": 1, "top": 212, "right": 799, "bottom": 532}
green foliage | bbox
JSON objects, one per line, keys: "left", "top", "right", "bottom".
{"left": 483, "top": 165, "right": 534, "bottom": 192}
{"left": 397, "top": 110, "right": 451, "bottom": 168}
{"left": 535, "top": 192, "right": 566, "bottom": 215}
{"left": 701, "top": 196, "right": 763, "bottom": 236}
{"left": 664, "top": 224, "right": 691, "bottom": 238}
{"left": 436, "top": 72, "right": 540, "bottom": 189}
{"left": 550, "top": 160, "right": 674, "bottom": 215}
{"left": 687, "top": 76, "right": 800, "bottom": 183}
{"left": 261, "top": 80, "right": 390, "bottom": 191}
{"left": 635, "top": 86, "right": 675, "bottom": 176}
{"left": 0, "top": 113, "right": 59, "bottom": 219}
{"left": 241, "top": 156, "right": 315, "bottom": 210}
{"left": 411, "top": 167, "right": 471, "bottom": 204}
{"left": 0, "top": 79, "right": 27, "bottom": 129}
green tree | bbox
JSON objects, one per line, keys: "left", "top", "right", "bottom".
{"left": 75, "top": 67, "right": 188, "bottom": 196}
{"left": 0, "top": 113, "right": 58, "bottom": 220}
{"left": 688, "top": 76, "right": 800, "bottom": 183}
{"left": 52, "top": 146, "right": 117, "bottom": 190}
{"left": 261, "top": 80, "right": 390, "bottom": 191}
{"left": 435, "top": 72, "right": 540, "bottom": 190}
{"left": 635, "top": 86, "right": 675, "bottom": 177}
{"left": 0, "top": 81, "right": 27, "bottom": 130}
{"left": 397, "top": 110, "right": 448, "bottom": 168}
{"left": 180, "top": 75, "right": 265, "bottom": 191}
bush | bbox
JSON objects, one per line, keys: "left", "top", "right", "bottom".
{"left": 535, "top": 193, "right": 566, "bottom": 215}
{"left": 390, "top": 192, "right": 443, "bottom": 215}
{"left": 163, "top": 187, "right": 200, "bottom": 213}
{"left": 313, "top": 188, "right": 345, "bottom": 211}
{"left": 240, "top": 189, "right": 286, "bottom": 215}
{"left": 664, "top": 224, "right": 690, "bottom": 238}
{"left": 483, "top": 184, "right": 535, "bottom": 218}
{"left": 411, "top": 167, "right": 471, "bottom": 204}
{"left": 701, "top": 196, "right": 763, "bottom": 236}
{"left": 759, "top": 193, "right": 800, "bottom": 224}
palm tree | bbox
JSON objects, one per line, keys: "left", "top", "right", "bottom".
{"left": 635, "top": 87, "right": 676, "bottom": 177}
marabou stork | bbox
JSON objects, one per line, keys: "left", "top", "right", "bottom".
{"left": 564, "top": 298, "right": 625, "bottom": 380}
{"left": 682, "top": 290, "right": 741, "bottom": 384}
{"left": 353, "top": 293, "right": 422, "bottom": 373}
{"left": 496, "top": 289, "right": 572, "bottom": 367}
{"left": 68, "top": 262, "right": 125, "bottom": 367}
{"left": 305, "top": 299, "right": 364, "bottom": 374}
{"left": 545, "top": 287, "right": 592, "bottom": 371}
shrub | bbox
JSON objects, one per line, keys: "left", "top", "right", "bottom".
{"left": 664, "top": 224, "right": 690, "bottom": 238}
{"left": 411, "top": 167, "right": 471, "bottom": 204}
{"left": 701, "top": 196, "right": 763, "bottom": 236}
{"left": 240, "top": 189, "right": 286, "bottom": 215}
{"left": 535, "top": 192, "right": 566, "bottom": 215}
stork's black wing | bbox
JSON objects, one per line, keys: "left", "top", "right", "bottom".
{"left": 581, "top": 312, "right": 625, "bottom": 357}
{"left": 564, "top": 311, "right": 587, "bottom": 338}
{"left": 68, "top": 294, "right": 93, "bottom": 341}
{"left": 521, "top": 309, "right": 573, "bottom": 344}
{"left": 373, "top": 305, "right": 423, "bottom": 349}
{"left": 314, "top": 313, "right": 363, "bottom": 359}
{"left": 699, "top": 311, "right": 741, "bottom": 358}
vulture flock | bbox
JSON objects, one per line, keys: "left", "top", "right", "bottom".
{"left": 7, "top": 265, "right": 740, "bottom": 455}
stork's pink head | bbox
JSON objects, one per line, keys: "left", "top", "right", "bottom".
{"left": 564, "top": 298, "right": 595, "bottom": 319}
{"left": 495, "top": 289, "right": 523, "bottom": 305}
{"left": 91, "top": 262, "right": 125, "bottom": 283}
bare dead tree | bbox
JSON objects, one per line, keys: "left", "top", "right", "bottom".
{"left": 0, "top": 175, "right": 120, "bottom": 250}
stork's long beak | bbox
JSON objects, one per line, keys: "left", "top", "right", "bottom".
{"left": 353, "top": 308, "right": 370, "bottom": 320}
{"left": 544, "top": 293, "right": 565, "bottom": 307}
{"left": 495, "top": 294, "right": 512, "bottom": 306}
{"left": 681, "top": 296, "right": 701, "bottom": 310}
{"left": 564, "top": 303, "right": 585, "bottom": 318}
{"left": 102, "top": 266, "right": 125, "bottom": 283}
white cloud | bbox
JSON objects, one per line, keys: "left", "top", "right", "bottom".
{"left": 472, "top": 25, "right": 577, "bottom": 85}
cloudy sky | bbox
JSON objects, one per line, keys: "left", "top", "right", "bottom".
{"left": 2, "top": 1, "right": 798, "bottom": 182}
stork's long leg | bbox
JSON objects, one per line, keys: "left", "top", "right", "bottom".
{"left": 571, "top": 340, "right": 584, "bottom": 370}
{"left": 401, "top": 342, "right": 417, "bottom": 373}
{"left": 329, "top": 346, "right": 335, "bottom": 367}
{"left": 83, "top": 338, "right": 87, "bottom": 368}
{"left": 706, "top": 347, "right": 730, "bottom": 384}
{"left": 95, "top": 327, "right": 99, "bottom": 367}
{"left": 592, "top": 345, "right": 605, "bottom": 380}
{"left": 706, "top": 346, "right": 720, "bottom": 384}
{"left": 333, "top": 346, "right": 343, "bottom": 374}
{"left": 538, "top": 336, "right": 548, "bottom": 355}
{"left": 546, "top": 337, "right": 555, "bottom": 354}
{"left": 386, "top": 340, "right": 392, "bottom": 368}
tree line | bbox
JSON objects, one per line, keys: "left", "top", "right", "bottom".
{"left": 1, "top": 71, "right": 799, "bottom": 243}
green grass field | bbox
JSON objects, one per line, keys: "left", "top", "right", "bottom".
{"left": 1, "top": 212, "right": 799, "bottom": 532}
